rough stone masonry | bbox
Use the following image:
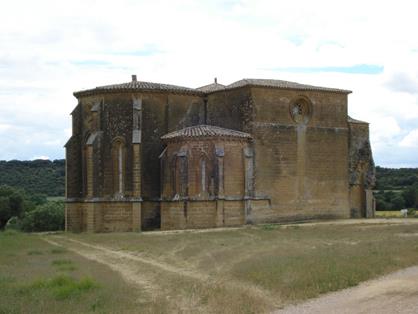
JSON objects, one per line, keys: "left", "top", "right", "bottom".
{"left": 65, "top": 76, "right": 375, "bottom": 232}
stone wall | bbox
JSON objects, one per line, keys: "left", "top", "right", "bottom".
{"left": 65, "top": 201, "right": 141, "bottom": 232}
{"left": 207, "top": 87, "right": 252, "bottom": 131}
{"left": 348, "top": 120, "right": 375, "bottom": 217}
{"left": 249, "top": 88, "right": 350, "bottom": 221}
{"left": 161, "top": 200, "right": 247, "bottom": 230}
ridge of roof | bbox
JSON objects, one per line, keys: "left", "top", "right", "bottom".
{"left": 196, "top": 82, "right": 226, "bottom": 93}
{"left": 73, "top": 77, "right": 351, "bottom": 98}
{"left": 161, "top": 125, "right": 252, "bottom": 140}
{"left": 218, "top": 78, "right": 352, "bottom": 94}
{"left": 74, "top": 80, "right": 203, "bottom": 97}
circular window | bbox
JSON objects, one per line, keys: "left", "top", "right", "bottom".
{"left": 290, "top": 98, "right": 311, "bottom": 124}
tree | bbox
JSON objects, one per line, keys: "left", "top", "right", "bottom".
{"left": 20, "top": 201, "right": 65, "bottom": 232}
{"left": 0, "top": 185, "right": 26, "bottom": 229}
{"left": 402, "top": 184, "right": 418, "bottom": 208}
{"left": 391, "top": 194, "right": 405, "bottom": 210}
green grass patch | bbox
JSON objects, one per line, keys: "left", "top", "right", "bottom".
{"left": 51, "top": 259, "right": 77, "bottom": 272}
{"left": 260, "top": 224, "right": 280, "bottom": 231}
{"left": 1, "top": 230, "right": 20, "bottom": 236}
{"left": 20, "top": 275, "right": 98, "bottom": 300}
{"left": 0, "top": 232, "right": 143, "bottom": 314}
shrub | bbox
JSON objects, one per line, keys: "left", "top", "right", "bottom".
{"left": 0, "top": 186, "right": 26, "bottom": 229}
{"left": 407, "top": 208, "right": 416, "bottom": 217}
{"left": 20, "top": 201, "right": 64, "bottom": 232}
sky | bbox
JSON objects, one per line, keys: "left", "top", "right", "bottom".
{"left": 0, "top": 0, "right": 417, "bottom": 168}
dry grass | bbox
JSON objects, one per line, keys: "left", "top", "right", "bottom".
{"left": 0, "top": 231, "right": 162, "bottom": 314}
{"left": 375, "top": 210, "right": 418, "bottom": 218}
{"left": 3, "top": 221, "right": 418, "bottom": 313}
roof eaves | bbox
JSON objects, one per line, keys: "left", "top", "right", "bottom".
{"left": 73, "top": 87, "right": 204, "bottom": 98}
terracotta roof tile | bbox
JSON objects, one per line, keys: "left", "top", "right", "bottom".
{"left": 196, "top": 82, "right": 226, "bottom": 93}
{"left": 73, "top": 77, "right": 351, "bottom": 97}
{"left": 223, "top": 78, "right": 352, "bottom": 94}
{"left": 161, "top": 125, "right": 251, "bottom": 140}
{"left": 74, "top": 80, "right": 203, "bottom": 97}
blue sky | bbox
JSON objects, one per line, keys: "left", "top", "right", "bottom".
{"left": 0, "top": 0, "right": 417, "bottom": 167}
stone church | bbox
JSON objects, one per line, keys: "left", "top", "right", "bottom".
{"left": 65, "top": 76, "right": 375, "bottom": 232}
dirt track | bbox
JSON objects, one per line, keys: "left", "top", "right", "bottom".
{"left": 44, "top": 219, "right": 418, "bottom": 313}
{"left": 275, "top": 266, "right": 418, "bottom": 314}
{"left": 43, "top": 236, "right": 276, "bottom": 308}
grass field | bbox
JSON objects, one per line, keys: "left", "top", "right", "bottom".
{"left": 375, "top": 210, "right": 417, "bottom": 218}
{"left": 2, "top": 220, "right": 418, "bottom": 313}
{"left": 46, "top": 196, "right": 65, "bottom": 202}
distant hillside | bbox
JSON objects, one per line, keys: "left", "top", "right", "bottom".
{"left": 375, "top": 166, "right": 418, "bottom": 190}
{"left": 0, "top": 159, "right": 65, "bottom": 196}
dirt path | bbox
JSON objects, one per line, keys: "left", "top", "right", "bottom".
{"left": 43, "top": 236, "right": 277, "bottom": 307}
{"left": 43, "top": 237, "right": 160, "bottom": 294}
{"left": 275, "top": 266, "right": 418, "bottom": 314}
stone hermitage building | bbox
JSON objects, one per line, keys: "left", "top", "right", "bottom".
{"left": 65, "top": 76, "right": 375, "bottom": 232}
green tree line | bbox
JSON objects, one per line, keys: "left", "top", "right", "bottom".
{"left": 0, "top": 159, "right": 65, "bottom": 196}
{"left": 0, "top": 185, "right": 64, "bottom": 231}
{"left": 375, "top": 166, "right": 418, "bottom": 211}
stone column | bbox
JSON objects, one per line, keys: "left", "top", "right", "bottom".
{"left": 132, "top": 143, "right": 141, "bottom": 196}
{"left": 215, "top": 146, "right": 225, "bottom": 198}
{"left": 132, "top": 97, "right": 142, "bottom": 231}
{"left": 244, "top": 145, "right": 254, "bottom": 224}
{"left": 216, "top": 199, "right": 224, "bottom": 227}
{"left": 86, "top": 146, "right": 94, "bottom": 198}
{"left": 365, "top": 189, "right": 375, "bottom": 218}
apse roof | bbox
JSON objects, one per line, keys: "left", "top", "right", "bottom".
{"left": 161, "top": 125, "right": 252, "bottom": 141}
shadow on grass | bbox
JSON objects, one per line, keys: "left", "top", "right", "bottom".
{"left": 50, "top": 248, "right": 67, "bottom": 254}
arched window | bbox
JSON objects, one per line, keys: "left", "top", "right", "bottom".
{"left": 200, "top": 158, "right": 207, "bottom": 193}
{"left": 111, "top": 137, "right": 126, "bottom": 197}
{"left": 199, "top": 155, "right": 210, "bottom": 196}
{"left": 171, "top": 151, "right": 188, "bottom": 198}
{"left": 289, "top": 97, "right": 312, "bottom": 125}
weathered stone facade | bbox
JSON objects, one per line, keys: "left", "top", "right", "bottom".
{"left": 65, "top": 76, "right": 375, "bottom": 232}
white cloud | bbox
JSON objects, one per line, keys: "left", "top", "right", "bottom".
{"left": 32, "top": 155, "right": 50, "bottom": 160}
{"left": 400, "top": 129, "right": 418, "bottom": 148}
{"left": 0, "top": 0, "right": 417, "bottom": 166}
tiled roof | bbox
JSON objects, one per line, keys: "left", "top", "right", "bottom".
{"left": 348, "top": 116, "right": 369, "bottom": 124}
{"left": 196, "top": 82, "right": 226, "bottom": 93}
{"left": 161, "top": 125, "right": 252, "bottom": 140}
{"left": 73, "top": 76, "right": 351, "bottom": 97}
{"left": 74, "top": 80, "right": 203, "bottom": 97}
{"left": 223, "top": 79, "right": 352, "bottom": 94}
